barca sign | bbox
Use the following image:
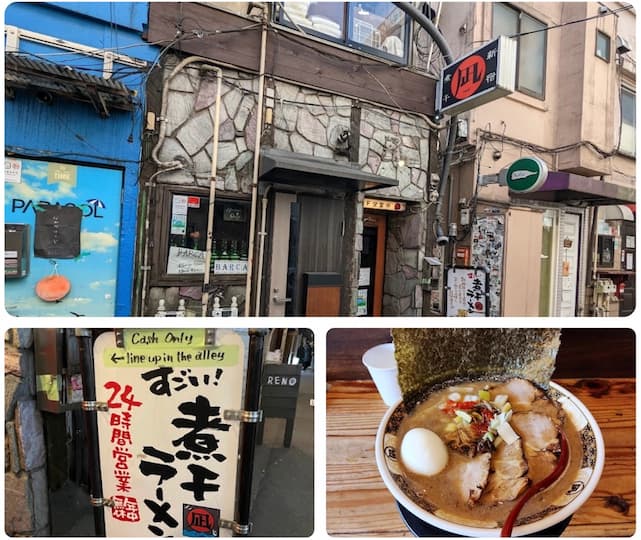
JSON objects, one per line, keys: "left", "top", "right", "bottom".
{"left": 93, "top": 329, "right": 248, "bottom": 537}
{"left": 436, "top": 36, "right": 517, "bottom": 116}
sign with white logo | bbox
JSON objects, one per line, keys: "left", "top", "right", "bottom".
{"left": 93, "top": 329, "right": 247, "bottom": 537}
{"left": 437, "top": 36, "right": 517, "bottom": 115}
{"left": 506, "top": 157, "right": 549, "bottom": 193}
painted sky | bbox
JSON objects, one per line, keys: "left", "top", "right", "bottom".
{"left": 5, "top": 158, "right": 123, "bottom": 316}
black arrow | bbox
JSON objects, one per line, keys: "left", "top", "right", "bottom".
{"left": 111, "top": 352, "right": 125, "bottom": 364}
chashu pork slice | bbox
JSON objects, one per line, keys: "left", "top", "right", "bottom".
{"left": 511, "top": 411, "right": 561, "bottom": 483}
{"left": 481, "top": 439, "right": 529, "bottom": 505}
{"left": 446, "top": 452, "right": 491, "bottom": 507}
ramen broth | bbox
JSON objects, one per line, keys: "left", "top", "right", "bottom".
{"left": 396, "top": 379, "right": 582, "bottom": 527}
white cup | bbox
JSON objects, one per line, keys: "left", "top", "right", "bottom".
{"left": 362, "top": 343, "right": 402, "bottom": 406}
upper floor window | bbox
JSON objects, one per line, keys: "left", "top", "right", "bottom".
{"left": 620, "top": 88, "right": 635, "bottom": 156}
{"left": 273, "top": 2, "right": 409, "bottom": 63}
{"left": 492, "top": 3, "right": 547, "bottom": 99}
{"left": 595, "top": 30, "right": 611, "bottom": 62}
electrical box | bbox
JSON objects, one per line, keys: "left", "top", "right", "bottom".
{"left": 5, "top": 223, "right": 30, "bottom": 278}
{"left": 422, "top": 257, "right": 442, "bottom": 291}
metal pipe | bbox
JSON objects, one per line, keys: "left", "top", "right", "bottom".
{"left": 244, "top": 18, "right": 269, "bottom": 316}
{"left": 254, "top": 185, "right": 271, "bottom": 316}
{"left": 235, "top": 329, "right": 266, "bottom": 532}
{"left": 394, "top": 2, "right": 458, "bottom": 242}
{"left": 201, "top": 67, "right": 224, "bottom": 317}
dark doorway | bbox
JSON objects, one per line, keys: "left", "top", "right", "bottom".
{"left": 284, "top": 194, "right": 346, "bottom": 316}
{"left": 359, "top": 213, "right": 386, "bottom": 316}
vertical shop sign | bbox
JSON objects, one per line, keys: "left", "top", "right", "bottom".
{"left": 93, "top": 329, "right": 247, "bottom": 537}
{"left": 446, "top": 267, "right": 489, "bottom": 316}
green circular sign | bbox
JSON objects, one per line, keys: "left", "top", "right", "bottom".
{"left": 506, "top": 157, "right": 548, "bottom": 193}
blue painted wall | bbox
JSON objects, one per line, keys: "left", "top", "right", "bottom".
{"left": 5, "top": 2, "right": 158, "bottom": 315}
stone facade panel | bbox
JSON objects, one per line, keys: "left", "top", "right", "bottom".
{"left": 176, "top": 110, "right": 213, "bottom": 156}
{"left": 166, "top": 92, "right": 196, "bottom": 135}
{"left": 5, "top": 472, "right": 33, "bottom": 534}
{"left": 291, "top": 132, "right": 314, "bottom": 154}
{"left": 31, "top": 467, "right": 49, "bottom": 532}
{"left": 16, "top": 400, "right": 46, "bottom": 471}
{"left": 297, "top": 109, "right": 327, "bottom": 146}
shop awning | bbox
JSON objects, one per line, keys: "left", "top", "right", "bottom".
{"left": 511, "top": 171, "right": 635, "bottom": 206}
{"left": 601, "top": 204, "right": 635, "bottom": 221}
{"left": 5, "top": 53, "right": 136, "bottom": 117}
{"left": 259, "top": 147, "right": 398, "bottom": 192}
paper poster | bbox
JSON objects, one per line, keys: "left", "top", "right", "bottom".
{"left": 172, "top": 195, "right": 189, "bottom": 215}
{"left": 5, "top": 157, "right": 22, "bottom": 183}
{"left": 167, "top": 246, "right": 206, "bottom": 274}
{"left": 93, "top": 329, "right": 247, "bottom": 537}
{"left": 171, "top": 216, "right": 187, "bottom": 235}
{"left": 446, "top": 267, "right": 488, "bottom": 317}
{"left": 356, "top": 288, "right": 368, "bottom": 316}
{"left": 358, "top": 267, "right": 371, "bottom": 287}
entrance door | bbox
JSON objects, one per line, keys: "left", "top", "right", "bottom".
{"left": 267, "top": 193, "right": 345, "bottom": 316}
{"left": 359, "top": 213, "right": 386, "bottom": 316}
{"left": 558, "top": 212, "right": 581, "bottom": 316}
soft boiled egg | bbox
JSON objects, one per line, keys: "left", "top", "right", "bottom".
{"left": 400, "top": 428, "right": 448, "bottom": 476}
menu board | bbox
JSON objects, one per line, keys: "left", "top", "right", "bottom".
{"left": 446, "top": 267, "right": 489, "bottom": 317}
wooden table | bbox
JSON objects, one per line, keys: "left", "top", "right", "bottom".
{"left": 326, "top": 378, "right": 635, "bottom": 537}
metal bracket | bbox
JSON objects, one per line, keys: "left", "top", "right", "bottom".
{"left": 90, "top": 496, "right": 114, "bottom": 507}
{"left": 205, "top": 328, "right": 216, "bottom": 346}
{"left": 74, "top": 328, "right": 92, "bottom": 338}
{"left": 82, "top": 401, "right": 109, "bottom": 412}
{"left": 220, "top": 519, "right": 251, "bottom": 535}
{"left": 115, "top": 329, "right": 125, "bottom": 348}
{"left": 224, "top": 409, "right": 263, "bottom": 423}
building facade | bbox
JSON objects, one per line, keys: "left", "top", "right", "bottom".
{"left": 5, "top": 3, "right": 158, "bottom": 316}
{"left": 438, "top": 1, "right": 636, "bottom": 316}
{"left": 139, "top": 2, "right": 440, "bottom": 317}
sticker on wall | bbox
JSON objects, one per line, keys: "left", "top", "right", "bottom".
{"left": 92, "top": 329, "right": 247, "bottom": 537}
{"left": 4, "top": 158, "right": 123, "bottom": 316}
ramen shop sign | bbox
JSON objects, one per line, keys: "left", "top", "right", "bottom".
{"left": 437, "top": 36, "right": 517, "bottom": 116}
{"left": 93, "top": 329, "right": 247, "bottom": 537}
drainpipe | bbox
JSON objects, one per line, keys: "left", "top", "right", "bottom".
{"left": 201, "top": 67, "right": 224, "bottom": 317}
{"left": 244, "top": 16, "right": 269, "bottom": 316}
{"left": 394, "top": 2, "right": 458, "bottom": 245}
{"left": 144, "top": 56, "right": 223, "bottom": 317}
{"left": 254, "top": 185, "right": 272, "bottom": 316}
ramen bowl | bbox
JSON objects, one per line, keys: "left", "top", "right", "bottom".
{"left": 375, "top": 380, "right": 605, "bottom": 537}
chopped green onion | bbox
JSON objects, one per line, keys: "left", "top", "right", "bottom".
{"left": 478, "top": 389, "right": 491, "bottom": 401}
{"left": 454, "top": 410, "right": 473, "bottom": 424}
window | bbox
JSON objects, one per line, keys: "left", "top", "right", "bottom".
{"left": 595, "top": 30, "right": 611, "bottom": 62}
{"left": 620, "top": 88, "right": 635, "bottom": 156}
{"left": 152, "top": 186, "right": 250, "bottom": 284}
{"left": 274, "top": 2, "right": 409, "bottom": 62}
{"left": 493, "top": 3, "right": 547, "bottom": 98}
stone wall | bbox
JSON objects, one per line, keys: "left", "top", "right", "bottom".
{"left": 147, "top": 56, "right": 432, "bottom": 315}
{"left": 5, "top": 329, "right": 50, "bottom": 536}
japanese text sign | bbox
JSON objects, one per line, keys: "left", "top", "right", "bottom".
{"left": 437, "top": 36, "right": 516, "bottom": 115}
{"left": 93, "top": 329, "right": 247, "bottom": 537}
{"left": 446, "top": 267, "right": 489, "bottom": 317}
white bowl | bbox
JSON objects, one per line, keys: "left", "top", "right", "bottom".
{"left": 375, "top": 381, "right": 605, "bottom": 537}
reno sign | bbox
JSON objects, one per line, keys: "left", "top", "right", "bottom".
{"left": 437, "top": 36, "right": 517, "bottom": 116}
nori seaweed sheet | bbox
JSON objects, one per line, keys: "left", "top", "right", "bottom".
{"left": 391, "top": 329, "right": 561, "bottom": 402}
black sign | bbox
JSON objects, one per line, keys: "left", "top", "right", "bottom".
{"left": 261, "top": 364, "right": 301, "bottom": 398}
{"left": 34, "top": 204, "right": 82, "bottom": 259}
{"left": 437, "top": 36, "right": 515, "bottom": 115}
